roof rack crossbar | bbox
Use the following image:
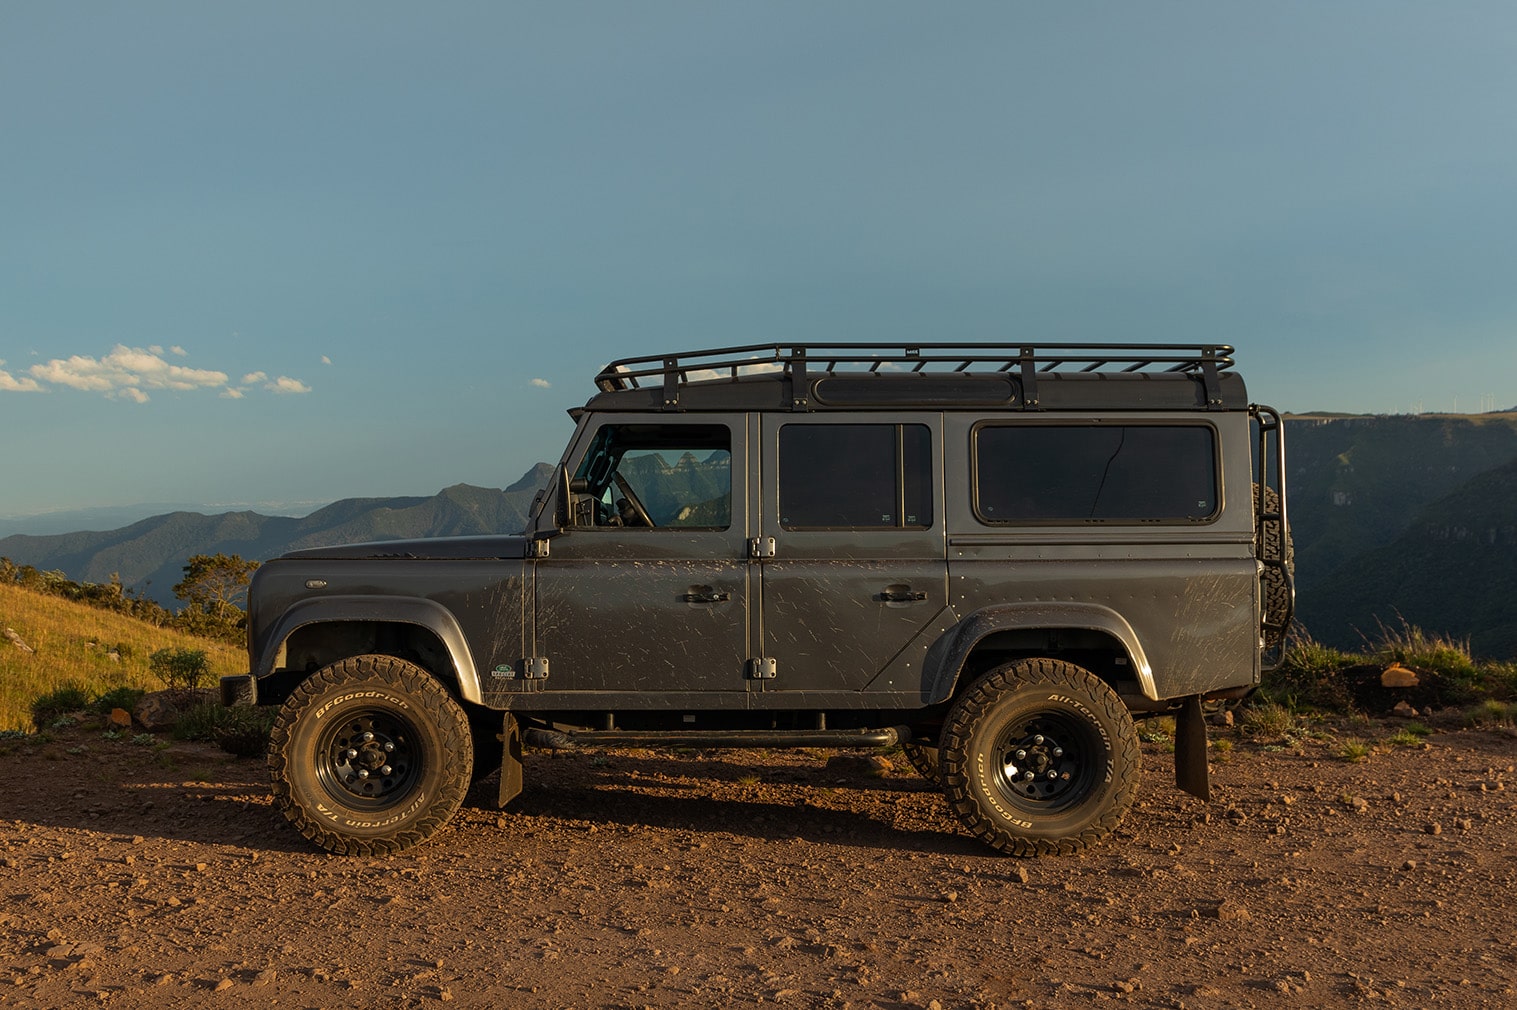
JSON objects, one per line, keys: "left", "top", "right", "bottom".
{"left": 594, "top": 342, "right": 1237, "bottom": 403}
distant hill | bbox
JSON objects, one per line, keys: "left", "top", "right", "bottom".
{"left": 1285, "top": 413, "right": 1517, "bottom": 655}
{"left": 0, "top": 473, "right": 551, "bottom": 606}
{"left": 1301, "top": 454, "right": 1517, "bottom": 657}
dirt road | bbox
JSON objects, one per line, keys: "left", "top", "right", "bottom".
{"left": 2, "top": 722, "right": 1515, "bottom": 1008}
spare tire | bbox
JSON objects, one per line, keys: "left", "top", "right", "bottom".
{"left": 1255, "top": 483, "right": 1294, "bottom": 651}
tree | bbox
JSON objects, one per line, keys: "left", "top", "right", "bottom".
{"left": 173, "top": 553, "right": 260, "bottom": 640}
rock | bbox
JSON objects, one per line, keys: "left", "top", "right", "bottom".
{"left": 1380, "top": 663, "right": 1420, "bottom": 688}
{"left": 132, "top": 689, "right": 213, "bottom": 732}
{"left": 1391, "top": 700, "right": 1420, "bottom": 718}
{"left": 108, "top": 709, "right": 133, "bottom": 729}
{"left": 1212, "top": 899, "right": 1250, "bottom": 922}
{"left": 3, "top": 628, "right": 33, "bottom": 654}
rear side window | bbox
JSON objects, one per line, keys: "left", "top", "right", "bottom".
{"left": 974, "top": 424, "right": 1217, "bottom": 523}
{"left": 780, "top": 424, "right": 932, "bottom": 529}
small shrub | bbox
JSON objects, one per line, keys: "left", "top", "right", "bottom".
{"left": 1466, "top": 699, "right": 1517, "bottom": 729}
{"left": 1211, "top": 737, "right": 1234, "bottom": 763}
{"left": 149, "top": 648, "right": 209, "bottom": 694}
{"left": 171, "top": 700, "right": 274, "bottom": 757}
{"left": 1240, "top": 701, "right": 1297, "bottom": 738}
{"left": 1383, "top": 729, "right": 1423, "bottom": 748}
{"left": 92, "top": 686, "right": 146, "bottom": 716}
{"left": 1370, "top": 618, "right": 1477, "bottom": 680}
{"left": 30, "top": 683, "right": 92, "bottom": 730}
{"left": 213, "top": 706, "right": 275, "bottom": 758}
{"left": 1337, "top": 738, "right": 1372, "bottom": 762}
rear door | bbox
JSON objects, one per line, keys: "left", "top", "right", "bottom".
{"left": 757, "top": 414, "right": 948, "bottom": 693}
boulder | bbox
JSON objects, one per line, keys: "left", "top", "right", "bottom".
{"left": 133, "top": 689, "right": 214, "bottom": 732}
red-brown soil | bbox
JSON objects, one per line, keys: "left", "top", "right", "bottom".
{"left": 2, "top": 720, "right": 1515, "bottom": 1009}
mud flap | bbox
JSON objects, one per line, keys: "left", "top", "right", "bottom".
{"left": 1174, "top": 695, "right": 1211, "bottom": 802}
{"left": 498, "top": 714, "right": 524, "bottom": 807}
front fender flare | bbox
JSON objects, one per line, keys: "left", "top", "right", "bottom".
{"left": 253, "top": 595, "right": 482, "bottom": 704}
{"left": 922, "top": 602, "right": 1154, "bottom": 704}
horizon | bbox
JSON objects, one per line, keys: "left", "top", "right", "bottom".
{"left": 6, "top": 3, "right": 1517, "bottom": 515}
{"left": 6, "top": 407, "right": 1517, "bottom": 527}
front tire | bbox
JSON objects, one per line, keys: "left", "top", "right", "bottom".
{"left": 268, "top": 654, "right": 473, "bottom": 855}
{"left": 940, "top": 658, "right": 1139, "bottom": 856}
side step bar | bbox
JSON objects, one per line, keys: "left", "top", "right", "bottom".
{"left": 524, "top": 725, "right": 913, "bottom": 751}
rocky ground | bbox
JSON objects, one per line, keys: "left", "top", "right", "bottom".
{"left": 1, "top": 718, "right": 1515, "bottom": 1009}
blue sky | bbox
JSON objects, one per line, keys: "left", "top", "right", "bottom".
{"left": 4, "top": 2, "right": 1517, "bottom": 518}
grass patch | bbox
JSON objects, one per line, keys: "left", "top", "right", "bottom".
{"left": 0, "top": 580, "right": 244, "bottom": 732}
{"left": 1240, "top": 700, "right": 1298, "bottom": 738}
{"left": 171, "top": 701, "right": 274, "bottom": 757}
{"left": 1465, "top": 699, "right": 1517, "bottom": 729}
{"left": 1336, "top": 738, "right": 1373, "bottom": 762}
{"left": 1382, "top": 728, "right": 1426, "bottom": 748}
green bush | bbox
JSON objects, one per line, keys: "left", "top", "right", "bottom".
{"left": 149, "top": 648, "right": 209, "bottom": 694}
{"left": 30, "top": 683, "right": 92, "bottom": 730}
{"left": 92, "top": 686, "right": 146, "bottom": 715}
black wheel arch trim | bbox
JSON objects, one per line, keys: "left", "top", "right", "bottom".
{"left": 923, "top": 602, "right": 1154, "bottom": 705}
{"left": 252, "top": 595, "right": 483, "bottom": 704}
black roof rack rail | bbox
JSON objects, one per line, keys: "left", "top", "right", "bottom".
{"left": 595, "top": 342, "right": 1234, "bottom": 409}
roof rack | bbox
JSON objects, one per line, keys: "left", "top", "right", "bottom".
{"left": 595, "top": 342, "right": 1235, "bottom": 409}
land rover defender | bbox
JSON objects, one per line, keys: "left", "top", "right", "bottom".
{"left": 224, "top": 342, "right": 1292, "bottom": 857}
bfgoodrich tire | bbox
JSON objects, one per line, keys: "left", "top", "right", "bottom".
{"left": 268, "top": 654, "right": 473, "bottom": 856}
{"left": 940, "top": 658, "right": 1139, "bottom": 856}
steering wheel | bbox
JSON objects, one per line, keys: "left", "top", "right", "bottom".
{"left": 613, "top": 473, "right": 655, "bottom": 527}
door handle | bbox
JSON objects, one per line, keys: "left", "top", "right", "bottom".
{"left": 681, "top": 589, "right": 731, "bottom": 604}
{"left": 879, "top": 588, "right": 927, "bottom": 603}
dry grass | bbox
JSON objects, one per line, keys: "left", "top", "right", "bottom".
{"left": 0, "top": 581, "right": 244, "bottom": 732}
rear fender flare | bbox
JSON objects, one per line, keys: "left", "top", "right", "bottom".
{"left": 923, "top": 602, "right": 1154, "bottom": 704}
{"left": 254, "top": 595, "right": 482, "bottom": 704}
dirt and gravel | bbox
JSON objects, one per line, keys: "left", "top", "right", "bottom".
{"left": 2, "top": 718, "right": 1515, "bottom": 1009}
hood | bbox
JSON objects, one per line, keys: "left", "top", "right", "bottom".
{"left": 280, "top": 533, "right": 531, "bottom": 561}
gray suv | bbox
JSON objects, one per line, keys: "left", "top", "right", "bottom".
{"left": 225, "top": 343, "right": 1292, "bottom": 857}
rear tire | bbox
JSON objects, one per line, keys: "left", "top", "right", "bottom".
{"left": 268, "top": 654, "right": 472, "bottom": 855}
{"left": 940, "top": 658, "right": 1139, "bottom": 856}
{"left": 1255, "top": 483, "right": 1294, "bottom": 651}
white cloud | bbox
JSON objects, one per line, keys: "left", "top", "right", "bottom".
{"left": 30, "top": 344, "right": 228, "bottom": 395}
{"left": 21, "top": 345, "right": 314, "bottom": 402}
{"left": 530, "top": 377, "right": 551, "bottom": 388}
{"left": 0, "top": 360, "right": 44, "bottom": 393}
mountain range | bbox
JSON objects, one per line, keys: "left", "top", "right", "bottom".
{"left": 5, "top": 417, "right": 1517, "bottom": 657}
{"left": 0, "top": 465, "right": 553, "bottom": 606}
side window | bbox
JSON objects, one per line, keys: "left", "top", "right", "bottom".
{"left": 974, "top": 424, "right": 1217, "bottom": 523}
{"left": 779, "top": 424, "right": 932, "bottom": 529}
{"left": 572, "top": 424, "right": 731, "bottom": 529}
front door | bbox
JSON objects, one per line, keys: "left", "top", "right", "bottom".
{"left": 533, "top": 415, "right": 752, "bottom": 694}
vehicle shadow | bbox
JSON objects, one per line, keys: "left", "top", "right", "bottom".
{"left": 1, "top": 733, "right": 974, "bottom": 858}
{"left": 460, "top": 746, "right": 988, "bottom": 858}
